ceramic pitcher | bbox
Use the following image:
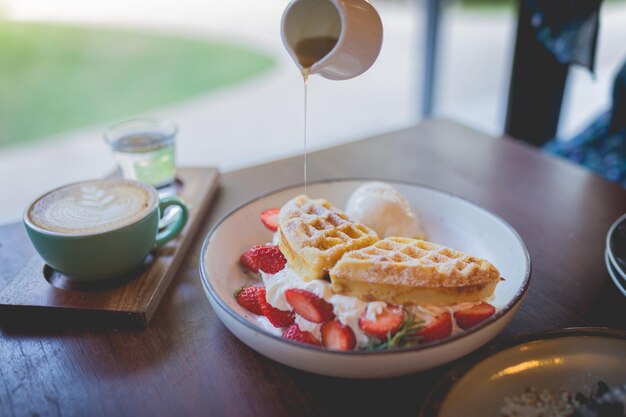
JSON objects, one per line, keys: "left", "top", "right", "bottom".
{"left": 281, "top": 0, "right": 383, "bottom": 80}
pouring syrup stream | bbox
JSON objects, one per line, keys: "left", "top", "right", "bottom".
{"left": 294, "top": 36, "right": 338, "bottom": 195}
{"left": 303, "top": 69, "right": 309, "bottom": 194}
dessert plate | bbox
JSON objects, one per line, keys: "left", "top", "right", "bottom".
{"left": 606, "top": 249, "right": 626, "bottom": 297}
{"left": 607, "top": 213, "right": 626, "bottom": 279}
{"left": 419, "top": 328, "right": 626, "bottom": 417}
{"left": 199, "top": 179, "right": 531, "bottom": 378}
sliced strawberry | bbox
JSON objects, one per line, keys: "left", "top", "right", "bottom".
{"left": 454, "top": 302, "right": 496, "bottom": 330}
{"left": 257, "top": 287, "right": 294, "bottom": 327}
{"left": 282, "top": 324, "right": 320, "bottom": 346}
{"left": 416, "top": 312, "right": 452, "bottom": 342}
{"left": 358, "top": 305, "right": 404, "bottom": 340}
{"left": 239, "top": 244, "right": 286, "bottom": 274}
{"left": 285, "top": 289, "right": 334, "bottom": 323}
{"left": 261, "top": 208, "right": 280, "bottom": 231}
{"left": 234, "top": 285, "right": 264, "bottom": 315}
{"left": 321, "top": 319, "right": 356, "bottom": 351}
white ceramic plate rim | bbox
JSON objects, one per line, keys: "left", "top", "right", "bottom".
{"left": 199, "top": 178, "right": 532, "bottom": 356}
{"left": 607, "top": 249, "right": 626, "bottom": 280}
{"left": 606, "top": 248, "right": 626, "bottom": 297}
{"left": 606, "top": 213, "right": 626, "bottom": 280}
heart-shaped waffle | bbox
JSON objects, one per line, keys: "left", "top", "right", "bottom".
{"left": 278, "top": 195, "right": 379, "bottom": 281}
{"left": 330, "top": 237, "right": 501, "bottom": 306}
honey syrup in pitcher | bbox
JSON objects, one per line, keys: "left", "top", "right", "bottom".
{"left": 295, "top": 36, "right": 338, "bottom": 70}
{"left": 293, "top": 36, "right": 338, "bottom": 193}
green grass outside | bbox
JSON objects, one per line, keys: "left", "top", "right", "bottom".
{"left": 0, "top": 22, "right": 275, "bottom": 149}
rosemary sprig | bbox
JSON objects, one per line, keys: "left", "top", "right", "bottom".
{"left": 366, "top": 310, "right": 425, "bottom": 351}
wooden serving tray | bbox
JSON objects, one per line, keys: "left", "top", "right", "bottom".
{"left": 0, "top": 167, "right": 219, "bottom": 329}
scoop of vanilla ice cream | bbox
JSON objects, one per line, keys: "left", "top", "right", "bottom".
{"left": 345, "top": 182, "right": 424, "bottom": 238}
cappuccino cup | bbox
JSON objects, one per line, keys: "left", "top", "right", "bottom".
{"left": 24, "top": 179, "right": 189, "bottom": 282}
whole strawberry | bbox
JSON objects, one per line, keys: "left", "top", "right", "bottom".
{"left": 234, "top": 285, "right": 264, "bottom": 315}
{"left": 240, "top": 248, "right": 260, "bottom": 273}
{"left": 239, "top": 244, "right": 287, "bottom": 274}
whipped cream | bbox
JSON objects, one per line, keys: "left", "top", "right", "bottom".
{"left": 345, "top": 182, "right": 425, "bottom": 239}
{"left": 261, "top": 266, "right": 376, "bottom": 348}
{"left": 263, "top": 266, "right": 332, "bottom": 311}
{"left": 295, "top": 315, "right": 322, "bottom": 341}
{"left": 363, "top": 301, "right": 389, "bottom": 322}
{"left": 254, "top": 315, "right": 283, "bottom": 337}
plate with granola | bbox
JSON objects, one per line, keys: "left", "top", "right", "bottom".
{"left": 419, "top": 328, "right": 626, "bottom": 417}
{"left": 199, "top": 179, "right": 531, "bottom": 378}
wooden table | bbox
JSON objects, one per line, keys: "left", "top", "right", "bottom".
{"left": 1, "top": 119, "right": 625, "bottom": 417}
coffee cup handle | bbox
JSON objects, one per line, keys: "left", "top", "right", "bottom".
{"left": 154, "top": 197, "right": 189, "bottom": 249}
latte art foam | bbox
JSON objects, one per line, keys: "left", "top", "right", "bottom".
{"left": 28, "top": 180, "right": 156, "bottom": 235}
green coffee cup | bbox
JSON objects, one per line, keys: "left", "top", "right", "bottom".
{"left": 24, "top": 178, "right": 189, "bottom": 282}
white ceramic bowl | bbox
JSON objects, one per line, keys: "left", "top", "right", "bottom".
{"left": 199, "top": 179, "right": 531, "bottom": 378}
